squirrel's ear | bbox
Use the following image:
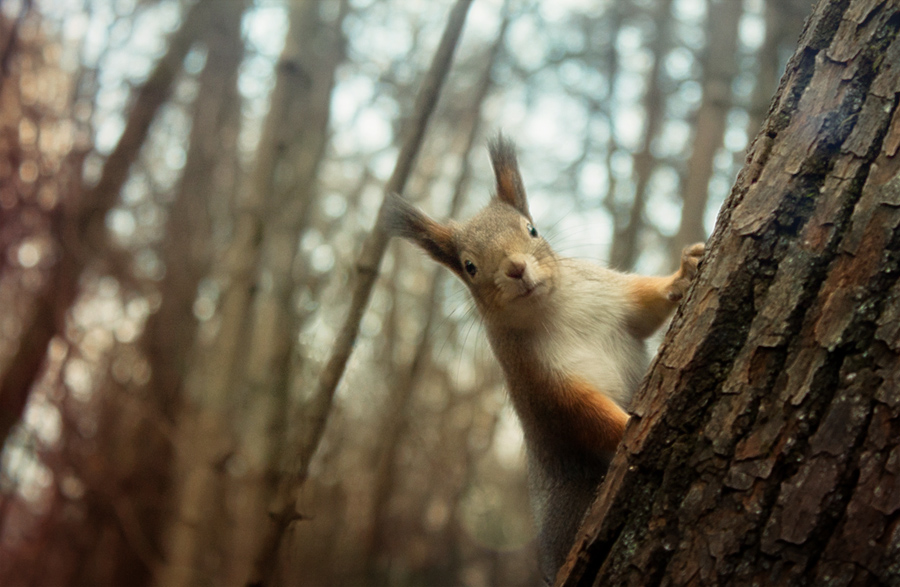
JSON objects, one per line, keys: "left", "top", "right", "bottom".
{"left": 382, "top": 193, "right": 462, "bottom": 276}
{"left": 488, "top": 134, "right": 531, "bottom": 220}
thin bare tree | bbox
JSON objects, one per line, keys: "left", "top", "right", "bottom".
{"left": 248, "top": 1, "right": 475, "bottom": 583}
{"left": 609, "top": 0, "right": 674, "bottom": 271}
{"left": 671, "top": 0, "right": 742, "bottom": 263}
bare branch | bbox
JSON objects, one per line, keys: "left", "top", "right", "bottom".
{"left": 298, "top": 0, "right": 474, "bottom": 491}
{"left": 246, "top": 1, "right": 475, "bottom": 583}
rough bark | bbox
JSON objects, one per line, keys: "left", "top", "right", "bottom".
{"left": 558, "top": 1, "right": 900, "bottom": 585}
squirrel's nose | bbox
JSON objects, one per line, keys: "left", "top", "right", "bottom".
{"left": 505, "top": 259, "right": 527, "bottom": 279}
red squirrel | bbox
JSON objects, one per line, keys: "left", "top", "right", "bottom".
{"left": 384, "top": 135, "right": 704, "bottom": 581}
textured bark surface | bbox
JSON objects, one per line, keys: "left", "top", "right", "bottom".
{"left": 559, "top": 1, "right": 900, "bottom": 585}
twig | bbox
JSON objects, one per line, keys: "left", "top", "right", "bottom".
{"left": 297, "top": 0, "right": 474, "bottom": 493}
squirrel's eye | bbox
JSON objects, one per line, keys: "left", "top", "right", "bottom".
{"left": 527, "top": 223, "right": 539, "bottom": 238}
{"left": 464, "top": 260, "right": 477, "bottom": 277}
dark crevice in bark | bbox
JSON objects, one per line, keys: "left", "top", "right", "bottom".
{"left": 735, "top": 7, "right": 900, "bottom": 438}
{"left": 586, "top": 255, "right": 764, "bottom": 581}
{"left": 807, "top": 0, "right": 854, "bottom": 50}
{"left": 725, "top": 82, "right": 900, "bottom": 582}
{"left": 767, "top": 47, "right": 818, "bottom": 139}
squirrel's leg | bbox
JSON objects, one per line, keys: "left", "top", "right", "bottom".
{"left": 624, "top": 243, "right": 704, "bottom": 338}
{"left": 558, "top": 378, "right": 630, "bottom": 452}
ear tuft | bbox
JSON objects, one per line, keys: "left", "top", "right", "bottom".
{"left": 488, "top": 133, "right": 531, "bottom": 219}
{"left": 382, "top": 193, "right": 462, "bottom": 276}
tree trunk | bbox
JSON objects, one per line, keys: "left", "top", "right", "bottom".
{"left": 671, "top": 0, "right": 742, "bottom": 263}
{"left": 559, "top": 1, "right": 900, "bottom": 585}
{"left": 363, "top": 17, "right": 507, "bottom": 578}
{"left": 147, "top": 3, "right": 248, "bottom": 586}
{"left": 246, "top": 2, "right": 475, "bottom": 583}
{"left": 0, "top": 0, "right": 210, "bottom": 451}
{"left": 143, "top": 0, "right": 247, "bottom": 421}
{"left": 609, "top": 0, "right": 674, "bottom": 271}
{"left": 226, "top": 0, "right": 348, "bottom": 582}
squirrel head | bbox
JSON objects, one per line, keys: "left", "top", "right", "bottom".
{"left": 385, "top": 135, "right": 558, "bottom": 324}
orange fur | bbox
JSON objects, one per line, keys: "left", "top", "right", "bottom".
{"left": 557, "top": 377, "right": 629, "bottom": 453}
{"left": 625, "top": 274, "right": 679, "bottom": 338}
{"left": 504, "top": 354, "right": 630, "bottom": 460}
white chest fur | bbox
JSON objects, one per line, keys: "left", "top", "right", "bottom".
{"left": 535, "top": 260, "right": 648, "bottom": 407}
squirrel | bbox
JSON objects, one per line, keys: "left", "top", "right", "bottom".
{"left": 383, "top": 135, "right": 704, "bottom": 582}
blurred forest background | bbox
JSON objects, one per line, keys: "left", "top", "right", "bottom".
{"left": 0, "top": 0, "right": 812, "bottom": 585}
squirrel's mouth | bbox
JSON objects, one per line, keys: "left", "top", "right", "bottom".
{"left": 516, "top": 280, "right": 548, "bottom": 300}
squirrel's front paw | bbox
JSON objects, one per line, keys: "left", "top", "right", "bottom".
{"left": 667, "top": 242, "right": 705, "bottom": 301}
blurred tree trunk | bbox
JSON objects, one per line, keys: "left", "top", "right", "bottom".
{"left": 363, "top": 18, "right": 507, "bottom": 579}
{"left": 0, "top": 2, "right": 214, "bottom": 586}
{"left": 157, "top": 0, "right": 347, "bottom": 585}
{"left": 245, "top": 2, "right": 475, "bottom": 583}
{"left": 0, "top": 0, "right": 28, "bottom": 93}
{"left": 746, "top": 0, "right": 810, "bottom": 141}
{"left": 0, "top": 9, "right": 77, "bottom": 583}
{"left": 224, "top": 0, "right": 348, "bottom": 584}
{"left": 143, "top": 0, "right": 247, "bottom": 424}
{"left": 559, "top": 1, "right": 900, "bottom": 585}
{"left": 601, "top": 5, "right": 622, "bottom": 233}
{"left": 609, "top": 0, "right": 673, "bottom": 271}
{"left": 364, "top": 120, "right": 472, "bottom": 586}
{"left": 297, "top": 0, "right": 473, "bottom": 477}
{"left": 79, "top": 3, "right": 240, "bottom": 586}
{"left": 671, "top": 0, "right": 742, "bottom": 263}
{"left": 139, "top": 2, "right": 248, "bottom": 586}
{"left": 0, "top": 4, "right": 66, "bottom": 452}
{"left": 0, "top": 0, "right": 209, "bottom": 449}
